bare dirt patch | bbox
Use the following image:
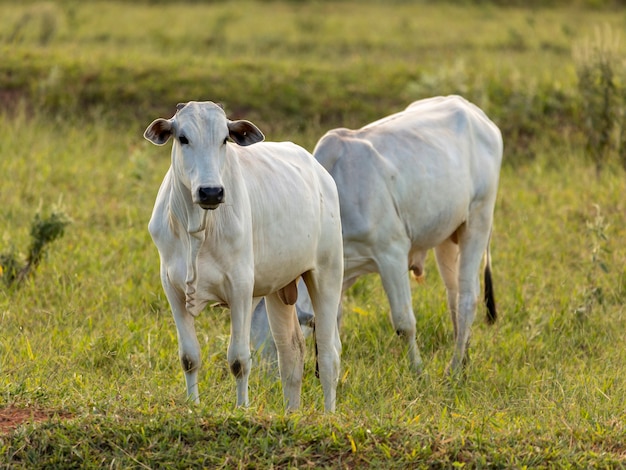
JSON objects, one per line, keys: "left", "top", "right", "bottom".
{"left": 0, "top": 406, "right": 70, "bottom": 434}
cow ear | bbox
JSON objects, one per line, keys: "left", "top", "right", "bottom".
{"left": 144, "top": 118, "right": 174, "bottom": 146}
{"left": 227, "top": 120, "right": 265, "bottom": 146}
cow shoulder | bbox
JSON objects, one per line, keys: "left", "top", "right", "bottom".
{"left": 148, "top": 169, "right": 174, "bottom": 242}
{"left": 312, "top": 128, "right": 352, "bottom": 174}
{"left": 318, "top": 132, "right": 400, "bottom": 242}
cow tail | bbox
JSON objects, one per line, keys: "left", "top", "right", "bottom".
{"left": 313, "top": 322, "right": 320, "bottom": 379}
{"left": 484, "top": 239, "right": 497, "bottom": 325}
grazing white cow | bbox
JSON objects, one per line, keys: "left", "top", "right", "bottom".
{"left": 312, "top": 95, "right": 502, "bottom": 375}
{"left": 144, "top": 101, "right": 343, "bottom": 411}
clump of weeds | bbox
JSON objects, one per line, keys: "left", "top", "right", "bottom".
{"left": 0, "top": 206, "right": 70, "bottom": 288}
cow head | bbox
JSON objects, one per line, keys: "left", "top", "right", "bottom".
{"left": 144, "top": 101, "right": 265, "bottom": 210}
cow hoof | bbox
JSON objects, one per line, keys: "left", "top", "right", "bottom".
{"left": 410, "top": 362, "right": 425, "bottom": 377}
{"left": 444, "top": 362, "right": 468, "bottom": 382}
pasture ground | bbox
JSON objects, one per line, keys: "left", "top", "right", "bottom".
{"left": 1, "top": 1, "right": 626, "bottom": 468}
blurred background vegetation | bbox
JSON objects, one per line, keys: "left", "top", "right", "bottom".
{"left": 1, "top": 0, "right": 626, "bottom": 170}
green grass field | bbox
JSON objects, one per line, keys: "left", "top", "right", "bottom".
{"left": 1, "top": 1, "right": 626, "bottom": 467}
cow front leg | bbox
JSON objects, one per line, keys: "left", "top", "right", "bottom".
{"left": 177, "top": 316, "right": 201, "bottom": 404}
{"left": 265, "top": 293, "right": 305, "bottom": 411}
{"left": 228, "top": 295, "right": 253, "bottom": 407}
{"left": 377, "top": 250, "right": 423, "bottom": 374}
{"left": 165, "top": 283, "right": 202, "bottom": 404}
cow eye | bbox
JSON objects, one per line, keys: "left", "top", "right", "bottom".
{"left": 179, "top": 135, "right": 189, "bottom": 145}
{"left": 223, "top": 137, "right": 228, "bottom": 145}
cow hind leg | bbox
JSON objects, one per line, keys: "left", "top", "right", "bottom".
{"left": 265, "top": 292, "right": 305, "bottom": 410}
{"left": 377, "top": 249, "right": 423, "bottom": 374}
{"left": 434, "top": 237, "right": 460, "bottom": 341}
{"left": 250, "top": 297, "right": 279, "bottom": 366}
{"left": 303, "top": 270, "right": 342, "bottom": 412}
{"left": 446, "top": 223, "right": 491, "bottom": 376}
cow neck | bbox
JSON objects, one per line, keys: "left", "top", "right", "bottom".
{"left": 169, "top": 169, "right": 207, "bottom": 317}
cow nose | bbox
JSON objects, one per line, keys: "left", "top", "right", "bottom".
{"left": 198, "top": 186, "right": 224, "bottom": 208}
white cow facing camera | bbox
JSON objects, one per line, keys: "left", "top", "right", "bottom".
{"left": 144, "top": 101, "right": 343, "bottom": 412}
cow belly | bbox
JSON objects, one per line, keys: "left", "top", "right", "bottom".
{"left": 251, "top": 245, "right": 316, "bottom": 297}
{"left": 402, "top": 190, "right": 470, "bottom": 248}
{"left": 409, "top": 217, "right": 463, "bottom": 250}
{"left": 249, "top": 193, "right": 326, "bottom": 296}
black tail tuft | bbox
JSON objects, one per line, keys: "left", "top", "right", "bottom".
{"left": 313, "top": 323, "right": 320, "bottom": 379}
{"left": 484, "top": 264, "right": 497, "bottom": 324}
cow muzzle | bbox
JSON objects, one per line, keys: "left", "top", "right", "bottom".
{"left": 197, "top": 186, "right": 224, "bottom": 210}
